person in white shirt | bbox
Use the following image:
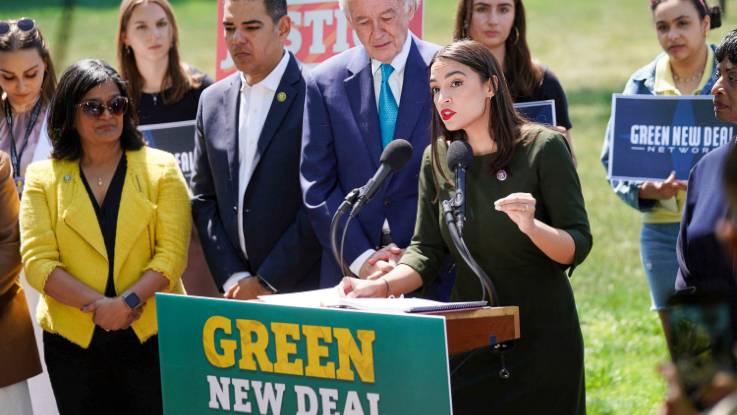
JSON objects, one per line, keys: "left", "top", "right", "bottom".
{"left": 190, "top": 0, "right": 321, "bottom": 299}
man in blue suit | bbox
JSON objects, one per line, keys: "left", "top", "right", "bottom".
{"left": 191, "top": 0, "right": 320, "bottom": 299}
{"left": 301, "top": 0, "right": 443, "bottom": 288}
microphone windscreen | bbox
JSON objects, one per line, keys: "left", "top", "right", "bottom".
{"left": 380, "top": 139, "right": 414, "bottom": 172}
{"left": 447, "top": 140, "right": 473, "bottom": 171}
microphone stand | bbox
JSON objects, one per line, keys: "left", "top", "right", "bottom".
{"left": 330, "top": 188, "right": 361, "bottom": 277}
{"left": 453, "top": 167, "right": 467, "bottom": 237}
{"left": 442, "top": 199, "right": 498, "bottom": 306}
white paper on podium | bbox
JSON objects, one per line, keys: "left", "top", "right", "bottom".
{"left": 258, "top": 289, "right": 486, "bottom": 313}
{"left": 257, "top": 288, "right": 341, "bottom": 308}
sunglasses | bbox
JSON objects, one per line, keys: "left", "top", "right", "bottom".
{"left": 77, "top": 96, "right": 129, "bottom": 118}
{"left": 0, "top": 18, "right": 36, "bottom": 36}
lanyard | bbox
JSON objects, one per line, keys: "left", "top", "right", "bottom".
{"left": 4, "top": 98, "right": 43, "bottom": 176}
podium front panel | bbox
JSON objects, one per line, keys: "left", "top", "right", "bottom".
{"left": 156, "top": 294, "right": 453, "bottom": 414}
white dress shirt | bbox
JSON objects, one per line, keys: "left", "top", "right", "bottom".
{"left": 223, "top": 50, "right": 290, "bottom": 292}
{"left": 349, "top": 33, "right": 415, "bottom": 276}
{"left": 370, "top": 32, "right": 413, "bottom": 111}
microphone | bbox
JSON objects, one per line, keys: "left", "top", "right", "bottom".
{"left": 446, "top": 140, "right": 473, "bottom": 236}
{"left": 350, "top": 139, "right": 413, "bottom": 217}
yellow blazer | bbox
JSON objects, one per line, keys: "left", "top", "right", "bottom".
{"left": 19, "top": 147, "right": 190, "bottom": 348}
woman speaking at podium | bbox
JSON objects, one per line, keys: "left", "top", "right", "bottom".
{"left": 340, "top": 40, "right": 592, "bottom": 414}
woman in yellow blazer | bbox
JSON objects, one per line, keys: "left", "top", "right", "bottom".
{"left": 19, "top": 59, "right": 190, "bottom": 415}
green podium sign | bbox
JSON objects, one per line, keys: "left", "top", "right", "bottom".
{"left": 156, "top": 294, "right": 452, "bottom": 414}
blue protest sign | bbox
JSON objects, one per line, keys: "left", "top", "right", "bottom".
{"left": 514, "top": 99, "right": 557, "bottom": 126}
{"left": 139, "top": 120, "right": 196, "bottom": 183}
{"left": 608, "top": 95, "right": 734, "bottom": 181}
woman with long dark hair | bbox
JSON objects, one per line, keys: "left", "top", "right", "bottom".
{"left": 454, "top": 0, "right": 575, "bottom": 160}
{"left": 341, "top": 40, "right": 591, "bottom": 414}
{"left": 116, "top": 0, "right": 211, "bottom": 125}
{"left": 117, "top": 0, "right": 215, "bottom": 297}
{"left": 601, "top": 0, "right": 722, "bottom": 336}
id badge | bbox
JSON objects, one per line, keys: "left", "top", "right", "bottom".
{"left": 14, "top": 176, "right": 24, "bottom": 197}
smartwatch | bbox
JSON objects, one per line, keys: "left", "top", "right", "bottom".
{"left": 122, "top": 292, "right": 142, "bottom": 309}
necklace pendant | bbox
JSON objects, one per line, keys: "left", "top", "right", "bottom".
{"left": 97, "top": 177, "right": 103, "bottom": 187}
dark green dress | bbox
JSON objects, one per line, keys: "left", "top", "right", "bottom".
{"left": 401, "top": 127, "right": 592, "bottom": 414}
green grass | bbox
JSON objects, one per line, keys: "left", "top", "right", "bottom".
{"left": 7, "top": 0, "right": 737, "bottom": 413}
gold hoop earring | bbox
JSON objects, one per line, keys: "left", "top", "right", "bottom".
{"left": 511, "top": 27, "right": 520, "bottom": 46}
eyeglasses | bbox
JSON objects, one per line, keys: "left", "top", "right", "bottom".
{"left": 0, "top": 18, "right": 36, "bottom": 36}
{"left": 77, "top": 96, "right": 129, "bottom": 118}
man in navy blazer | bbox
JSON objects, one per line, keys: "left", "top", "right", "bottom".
{"left": 191, "top": 0, "right": 320, "bottom": 298}
{"left": 300, "top": 0, "right": 443, "bottom": 288}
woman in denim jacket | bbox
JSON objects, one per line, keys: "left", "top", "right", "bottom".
{"left": 601, "top": 0, "right": 721, "bottom": 335}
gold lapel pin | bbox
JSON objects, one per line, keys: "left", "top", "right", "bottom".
{"left": 277, "top": 92, "right": 287, "bottom": 103}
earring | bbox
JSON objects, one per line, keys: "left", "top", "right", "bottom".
{"left": 510, "top": 27, "right": 520, "bottom": 46}
{"left": 126, "top": 45, "right": 132, "bottom": 55}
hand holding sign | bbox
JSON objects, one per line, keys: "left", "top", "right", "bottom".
{"left": 639, "top": 171, "right": 688, "bottom": 200}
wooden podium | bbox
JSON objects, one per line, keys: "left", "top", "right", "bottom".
{"left": 252, "top": 291, "right": 520, "bottom": 356}
{"left": 433, "top": 306, "right": 520, "bottom": 355}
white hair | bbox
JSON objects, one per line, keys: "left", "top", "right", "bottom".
{"left": 339, "top": 0, "right": 418, "bottom": 18}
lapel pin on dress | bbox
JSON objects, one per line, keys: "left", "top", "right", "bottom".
{"left": 63, "top": 174, "right": 72, "bottom": 183}
{"left": 277, "top": 92, "right": 287, "bottom": 103}
{"left": 496, "top": 170, "right": 508, "bottom": 182}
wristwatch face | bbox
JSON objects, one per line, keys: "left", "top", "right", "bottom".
{"left": 123, "top": 292, "right": 141, "bottom": 309}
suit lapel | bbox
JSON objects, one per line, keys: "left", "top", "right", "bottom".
{"left": 250, "top": 54, "right": 299, "bottom": 176}
{"left": 113, "top": 152, "right": 155, "bottom": 279}
{"left": 62, "top": 163, "right": 107, "bottom": 260}
{"left": 394, "top": 39, "right": 428, "bottom": 146}
{"left": 224, "top": 75, "right": 241, "bottom": 191}
{"left": 345, "top": 49, "right": 381, "bottom": 169}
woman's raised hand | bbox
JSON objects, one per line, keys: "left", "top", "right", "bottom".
{"left": 494, "top": 192, "right": 537, "bottom": 234}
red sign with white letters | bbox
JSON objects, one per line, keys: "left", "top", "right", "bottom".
{"left": 215, "top": 0, "right": 425, "bottom": 80}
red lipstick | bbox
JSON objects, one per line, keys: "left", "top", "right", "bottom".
{"left": 441, "top": 109, "right": 456, "bottom": 121}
